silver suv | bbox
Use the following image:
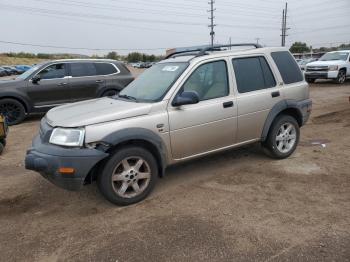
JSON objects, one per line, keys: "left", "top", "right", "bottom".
{"left": 25, "top": 44, "right": 312, "bottom": 205}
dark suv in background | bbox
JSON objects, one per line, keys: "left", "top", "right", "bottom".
{"left": 0, "top": 59, "right": 134, "bottom": 125}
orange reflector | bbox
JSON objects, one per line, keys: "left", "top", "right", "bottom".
{"left": 58, "top": 167, "right": 75, "bottom": 174}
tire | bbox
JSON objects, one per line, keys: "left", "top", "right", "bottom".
{"left": 97, "top": 146, "right": 158, "bottom": 205}
{"left": 335, "top": 69, "right": 346, "bottom": 84}
{"left": 0, "top": 98, "right": 26, "bottom": 125}
{"left": 0, "top": 142, "right": 4, "bottom": 155}
{"left": 263, "top": 115, "right": 300, "bottom": 159}
{"left": 306, "top": 78, "right": 315, "bottom": 83}
{"left": 101, "top": 89, "right": 119, "bottom": 97}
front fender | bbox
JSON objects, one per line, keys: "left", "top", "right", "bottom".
{"left": 102, "top": 128, "right": 168, "bottom": 176}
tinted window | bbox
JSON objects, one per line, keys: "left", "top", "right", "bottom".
{"left": 232, "top": 57, "right": 276, "bottom": 93}
{"left": 38, "top": 63, "right": 66, "bottom": 79}
{"left": 70, "top": 63, "right": 96, "bottom": 77}
{"left": 94, "top": 63, "right": 118, "bottom": 75}
{"left": 183, "top": 60, "right": 229, "bottom": 101}
{"left": 271, "top": 51, "right": 303, "bottom": 84}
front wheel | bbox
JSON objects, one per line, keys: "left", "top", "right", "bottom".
{"left": 335, "top": 69, "right": 346, "bottom": 84}
{"left": 0, "top": 98, "right": 26, "bottom": 125}
{"left": 306, "top": 78, "right": 315, "bottom": 83}
{"left": 98, "top": 146, "right": 158, "bottom": 205}
{"left": 263, "top": 115, "right": 300, "bottom": 159}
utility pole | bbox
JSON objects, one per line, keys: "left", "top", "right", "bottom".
{"left": 208, "top": 0, "right": 216, "bottom": 48}
{"left": 255, "top": 38, "right": 260, "bottom": 45}
{"left": 281, "top": 9, "right": 285, "bottom": 46}
{"left": 281, "top": 2, "right": 289, "bottom": 47}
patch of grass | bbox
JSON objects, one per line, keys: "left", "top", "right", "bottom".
{"left": 0, "top": 56, "right": 48, "bottom": 66}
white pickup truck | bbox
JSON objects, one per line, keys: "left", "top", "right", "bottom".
{"left": 305, "top": 50, "right": 350, "bottom": 84}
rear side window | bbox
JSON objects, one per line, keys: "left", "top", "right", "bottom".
{"left": 271, "top": 51, "right": 303, "bottom": 84}
{"left": 94, "top": 63, "right": 118, "bottom": 75}
{"left": 232, "top": 56, "right": 276, "bottom": 93}
{"left": 70, "top": 63, "right": 96, "bottom": 77}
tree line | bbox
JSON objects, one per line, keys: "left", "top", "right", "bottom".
{"left": 1, "top": 51, "right": 164, "bottom": 63}
{"left": 289, "top": 42, "right": 350, "bottom": 53}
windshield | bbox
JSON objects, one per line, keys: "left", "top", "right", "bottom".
{"left": 119, "top": 62, "right": 188, "bottom": 102}
{"left": 319, "top": 52, "right": 349, "bottom": 61}
{"left": 16, "top": 65, "right": 40, "bottom": 80}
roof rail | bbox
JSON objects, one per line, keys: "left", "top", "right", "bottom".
{"left": 165, "top": 43, "right": 262, "bottom": 59}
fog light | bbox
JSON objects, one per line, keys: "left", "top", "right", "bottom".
{"left": 58, "top": 167, "right": 75, "bottom": 175}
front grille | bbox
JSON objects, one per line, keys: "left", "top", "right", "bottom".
{"left": 306, "top": 66, "right": 328, "bottom": 72}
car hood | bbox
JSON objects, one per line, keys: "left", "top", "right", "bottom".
{"left": 0, "top": 78, "right": 24, "bottom": 87}
{"left": 306, "top": 60, "right": 344, "bottom": 67}
{"left": 46, "top": 97, "right": 153, "bottom": 127}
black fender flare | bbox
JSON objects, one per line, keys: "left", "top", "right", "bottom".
{"left": 102, "top": 128, "right": 168, "bottom": 176}
{"left": 261, "top": 100, "right": 304, "bottom": 141}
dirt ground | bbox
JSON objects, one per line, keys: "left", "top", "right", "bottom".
{"left": 0, "top": 79, "right": 350, "bottom": 262}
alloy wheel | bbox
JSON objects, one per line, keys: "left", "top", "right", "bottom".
{"left": 338, "top": 71, "right": 346, "bottom": 84}
{"left": 275, "top": 123, "right": 297, "bottom": 154}
{"left": 111, "top": 157, "right": 151, "bottom": 198}
{"left": 0, "top": 102, "right": 21, "bottom": 125}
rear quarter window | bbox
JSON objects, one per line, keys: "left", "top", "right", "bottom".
{"left": 94, "top": 63, "right": 118, "bottom": 75}
{"left": 271, "top": 51, "right": 303, "bottom": 84}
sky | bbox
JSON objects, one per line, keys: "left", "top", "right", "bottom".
{"left": 0, "top": 0, "right": 349, "bottom": 56}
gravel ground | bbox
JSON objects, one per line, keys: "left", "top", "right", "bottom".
{"left": 0, "top": 78, "right": 350, "bottom": 262}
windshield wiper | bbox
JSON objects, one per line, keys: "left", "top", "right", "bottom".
{"left": 117, "top": 94, "right": 138, "bottom": 102}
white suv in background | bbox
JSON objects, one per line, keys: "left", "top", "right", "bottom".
{"left": 305, "top": 50, "right": 350, "bottom": 84}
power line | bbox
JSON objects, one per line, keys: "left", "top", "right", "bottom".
{"left": 0, "top": 40, "right": 168, "bottom": 51}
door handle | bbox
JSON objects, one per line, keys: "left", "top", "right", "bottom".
{"left": 271, "top": 91, "right": 280, "bottom": 98}
{"left": 223, "top": 101, "right": 234, "bottom": 108}
{"left": 96, "top": 80, "right": 104, "bottom": 83}
{"left": 58, "top": 82, "right": 68, "bottom": 86}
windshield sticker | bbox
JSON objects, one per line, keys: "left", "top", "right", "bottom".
{"left": 162, "top": 66, "right": 179, "bottom": 72}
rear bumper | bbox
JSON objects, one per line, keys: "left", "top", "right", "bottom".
{"left": 25, "top": 135, "right": 108, "bottom": 191}
{"left": 305, "top": 70, "right": 338, "bottom": 79}
{"left": 297, "top": 99, "right": 312, "bottom": 125}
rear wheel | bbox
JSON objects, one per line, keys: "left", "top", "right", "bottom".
{"left": 98, "top": 146, "right": 158, "bottom": 205}
{"left": 101, "top": 89, "right": 119, "bottom": 97}
{"left": 335, "top": 69, "right": 346, "bottom": 84}
{"left": 0, "top": 98, "right": 26, "bottom": 125}
{"left": 263, "top": 115, "right": 300, "bottom": 159}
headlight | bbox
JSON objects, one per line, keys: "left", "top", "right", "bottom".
{"left": 49, "top": 127, "right": 85, "bottom": 147}
{"left": 328, "top": 65, "right": 338, "bottom": 71}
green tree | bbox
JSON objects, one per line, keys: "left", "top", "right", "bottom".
{"left": 106, "top": 51, "right": 119, "bottom": 60}
{"left": 289, "top": 42, "right": 311, "bottom": 53}
{"left": 127, "top": 52, "right": 143, "bottom": 62}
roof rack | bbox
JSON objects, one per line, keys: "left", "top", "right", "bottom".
{"left": 165, "top": 43, "right": 262, "bottom": 59}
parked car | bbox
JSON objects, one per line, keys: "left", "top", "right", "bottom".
{"left": 305, "top": 50, "right": 350, "bottom": 84}
{"left": 0, "top": 67, "right": 11, "bottom": 76}
{"left": 25, "top": 44, "right": 312, "bottom": 205}
{"left": 0, "top": 68, "right": 7, "bottom": 77}
{"left": 297, "top": 58, "right": 317, "bottom": 71}
{"left": 2, "top": 66, "right": 20, "bottom": 75}
{"left": 15, "top": 65, "right": 31, "bottom": 74}
{"left": 0, "top": 59, "right": 134, "bottom": 125}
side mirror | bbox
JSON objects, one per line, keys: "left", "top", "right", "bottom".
{"left": 172, "top": 91, "right": 199, "bottom": 107}
{"left": 31, "top": 75, "right": 41, "bottom": 84}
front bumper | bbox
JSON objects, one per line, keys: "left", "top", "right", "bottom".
{"left": 25, "top": 135, "right": 108, "bottom": 191}
{"left": 305, "top": 70, "right": 338, "bottom": 79}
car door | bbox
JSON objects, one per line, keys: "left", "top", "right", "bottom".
{"left": 68, "top": 62, "right": 106, "bottom": 102}
{"left": 26, "top": 63, "right": 71, "bottom": 108}
{"left": 168, "top": 59, "right": 237, "bottom": 160}
{"left": 232, "top": 55, "right": 281, "bottom": 143}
